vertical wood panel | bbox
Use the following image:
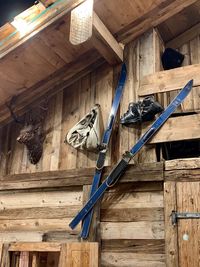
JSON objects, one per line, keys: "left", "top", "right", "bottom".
{"left": 164, "top": 182, "right": 178, "bottom": 267}
{"left": 176, "top": 182, "right": 200, "bottom": 267}
{"left": 59, "top": 243, "right": 99, "bottom": 267}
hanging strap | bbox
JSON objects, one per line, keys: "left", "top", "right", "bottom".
{"left": 80, "top": 63, "right": 127, "bottom": 239}
{"left": 69, "top": 79, "right": 193, "bottom": 230}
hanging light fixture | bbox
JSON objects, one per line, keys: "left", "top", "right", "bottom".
{"left": 70, "top": 0, "right": 94, "bottom": 45}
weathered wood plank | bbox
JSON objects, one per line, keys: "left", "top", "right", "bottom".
{"left": 101, "top": 252, "right": 165, "bottom": 267}
{"left": 8, "top": 243, "right": 61, "bottom": 252}
{"left": 102, "top": 239, "right": 165, "bottom": 254}
{"left": 101, "top": 207, "right": 164, "bottom": 222}
{"left": 147, "top": 114, "right": 200, "bottom": 144}
{"left": 100, "top": 221, "right": 164, "bottom": 240}
{"left": 164, "top": 182, "right": 178, "bottom": 267}
{"left": 0, "top": 162, "right": 164, "bottom": 190}
{"left": 0, "top": 191, "right": 82, "bottom": 209}
{"left": 0, "top": 206, "right": 81, "bottom": 220}
{"left": 176, "top": 182, "right": 200, "bottom": 267}
{"left": 0, "top": 232, "right": 43, "bottom": 243}
{"left": 140, "top": 64, "right": 200, "bottom": 96}
{"left": 102, "top": 191, "right": 164, "bottom": 209}
{"left": 165, "top": 169, "right": 200, "bottom": 182}
{"left": 165, "top": 158, "right": 200, "bottom": 171}
{"left": 0, "top": 218, "right": 80, "bottom": 232}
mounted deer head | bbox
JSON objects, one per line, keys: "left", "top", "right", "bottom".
{"left": 7, "top": 97, "right": 48, "bottom": 165}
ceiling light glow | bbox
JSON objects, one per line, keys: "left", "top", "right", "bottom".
{"left": 11, "top": 18, "right": 32, "bottom": 37}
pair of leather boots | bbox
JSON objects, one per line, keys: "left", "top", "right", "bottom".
{"left": 120, "top": 97, "right": 163, "bottom": 125}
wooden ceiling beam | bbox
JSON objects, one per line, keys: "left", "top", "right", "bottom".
{"left": 116, "top": 0, "right": 199, "bottom": 44}
{"left": 92, "top": 12, "right": 123, "bottom": 65}
{"left": 0, "top": 0, "right": 87, "bottom": 59}
{"left": 166, "top": 22, "right": 200, "bottom": 48}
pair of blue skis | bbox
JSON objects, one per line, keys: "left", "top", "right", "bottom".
{"left": 80, "top": 63, "right": 127, "bottom": 238}
{"left": 70, "top": 72, "right": 193, "bottom": 233}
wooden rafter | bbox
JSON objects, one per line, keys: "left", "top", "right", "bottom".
{"left": 166, "top": 22, "right": 200, "bottom": 48}
{"left": 69, "top": 8, "right": 123, "bottom": 65}
{"left": 92, "top": 12, "right": 123, "bottom": 65}
{"left": 0, "top": 0, "right": 87, "bottom": 59}
{"left": 116, "top": 0, "right": 199, "bottom": 44}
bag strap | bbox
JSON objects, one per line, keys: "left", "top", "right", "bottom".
{"left": 69, "top": 79, "right": 193, "bottom": 230}
{"left": 80, "top": 63, "right": 127, "bottom": 239}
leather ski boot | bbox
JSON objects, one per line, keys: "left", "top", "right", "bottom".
{"left": 120, "top": 102, "right": 142, "bottom": 125}
{"left": 141, "top": 97, "right": 164, "bottom": 122}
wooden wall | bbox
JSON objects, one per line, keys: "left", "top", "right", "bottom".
{"left": 0, "top": 27, "right": 199, "bottom": 267}
{"left": 0, "top": 28, "right": 164, "bottom": 176}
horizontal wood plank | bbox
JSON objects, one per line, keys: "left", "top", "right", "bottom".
{"left": 0, "top": 191, "right": 82, "bottom": 209}
{"left": 0, "top": 162, "right": 164, "bottom": 191}
{"left": 165, "top": 158, "right": 200, "bottom": 171}
{"left": 101, "top": 207, "right": 164, "bottom": 222}
{"left": 0, "top": 206, "right": 81, "bottom": 220}
{"left": 147, "top": 114, "right": 200, "bottom": 144}
{"left": 100, "top": 221, "right": 164, "bottom": 240}
{"left": 102, "top": 192, "right": 163, "bottom": 209}
{"left": 0, "top": 218, "right": 81, "bottom": 232}
{"left": 165, "top": 169, "right": 200, "bottom": 181}
{"left": 139, "top": 64, "right": 200, "bottom": 95}
{"left": 102, "top": 239, "right": 165, "bottom": 254}
{"left": 101, "top": 252, "right": 165, "bottom": 267}
{"left": 0, "top": 232, "right": 43, "bottom": 243}
{"left": 8, "top": 242, "right": 61, "bottom": 252}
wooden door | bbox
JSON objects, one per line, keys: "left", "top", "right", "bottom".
{"left": 165, "top": 181, "right": 200, "bottom": 267}
{"left": 176, "top": 182, "right": 200, "bottom": 267}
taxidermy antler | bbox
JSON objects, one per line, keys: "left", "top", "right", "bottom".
{"left": 6, "top": 97, "right": 48, "bottom": 165}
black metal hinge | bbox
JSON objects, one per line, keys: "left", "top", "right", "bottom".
{"left": 171, "top": 211, "right": 200, "bottom": 225}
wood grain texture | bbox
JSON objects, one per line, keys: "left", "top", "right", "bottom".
{"left": 59, "top": 243, "right": 99, "bottom": 267}
{"left": 164, "top": 182, "right": 178, "bottom": 267}
{"left": 92, "top": 12, "right": 123, "bottom": 65}
{"left": 101, "top": 252, "right": 165, "bottom": 267}
{"left": 9, "top": 243, "right": 61, "bottom": 252}
{"left": 0, "top": 162, "right": 164, "bottom": 190}
{"left": 176, "top": 182, "right": 200, "bottom": 267}
{"left": 140, "top": 63, "right": 200, "bottom": 96}
{"left": 165, "top": 158, "right": 200, "bottom": 171}
{"left": 166, "top": 22, "right": 200, "bottom": 49}
{"left": 147, "top": 114, "right": 200, "bottom": 144}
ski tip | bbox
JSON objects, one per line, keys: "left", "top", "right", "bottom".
{"left": 187, "top": 79, "right": 193, "bottom": 87}
{"left": 122, "top": 63, "right": 127, "bottom": 73}
{"left": 69, "top": 221, "right": 76, "bottom": 230}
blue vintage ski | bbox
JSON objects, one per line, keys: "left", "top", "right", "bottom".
{"left": 80, "top": 63, "right": 127, "bottom": 239}
{"left": 70, "top": 79, "right": 193, "bottom": 230}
